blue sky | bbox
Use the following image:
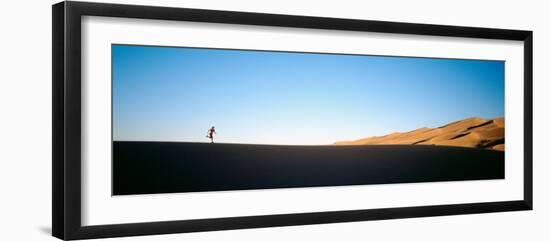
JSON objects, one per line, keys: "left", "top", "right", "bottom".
{"left": 112, "top": 45, "right": 504, "bottom": 145}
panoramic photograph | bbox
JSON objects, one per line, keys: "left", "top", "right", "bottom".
{"left": 112, "top": 44, "right": 505, "bottom": 195}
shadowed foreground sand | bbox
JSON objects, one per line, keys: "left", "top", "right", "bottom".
{"left": 334, "top": 117, "right": 504, "bottom": 151}
{"left": 113, "top": 141, "right": 504, "bottom": 195}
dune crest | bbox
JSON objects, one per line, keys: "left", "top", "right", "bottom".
{"left": 334, "top": 117, "right": 504, "bottom": 151}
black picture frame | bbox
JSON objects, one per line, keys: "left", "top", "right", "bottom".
{"left": 52, "top": 1, "right": 533, "bottom": 240}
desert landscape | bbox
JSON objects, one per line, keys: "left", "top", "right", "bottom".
{"left": 112, "top": 45, "right": 506, "bottom": 195}
{"left": 335, "top": 117, "right": 504, "bottom": 151}
{"left": 113, "top": 117, "right": 505, "bottom": 195}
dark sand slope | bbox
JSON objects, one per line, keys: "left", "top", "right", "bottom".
{"left": 113, "top": 142, "right": 504, "bottom": 195}
{"left": 335, "top": 117, "right": 505, "bottom": 151}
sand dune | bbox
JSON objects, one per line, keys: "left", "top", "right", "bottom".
{"left": 114, "top": 141, "right": 504, "bottom": 195}
{"left": 334, "top": 117, "right": 504, "bottom": 151}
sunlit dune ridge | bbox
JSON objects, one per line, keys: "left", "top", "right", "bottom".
{"left": 334, "top": 117, "right": 504, "bottom": 151}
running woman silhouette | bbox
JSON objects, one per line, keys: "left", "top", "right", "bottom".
{"left": 206, "top": 126, "right": 216, "bottom": 143}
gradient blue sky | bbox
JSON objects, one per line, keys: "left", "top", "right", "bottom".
{"left": 112, "top": 45, "right": 504, "bottom": 145}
